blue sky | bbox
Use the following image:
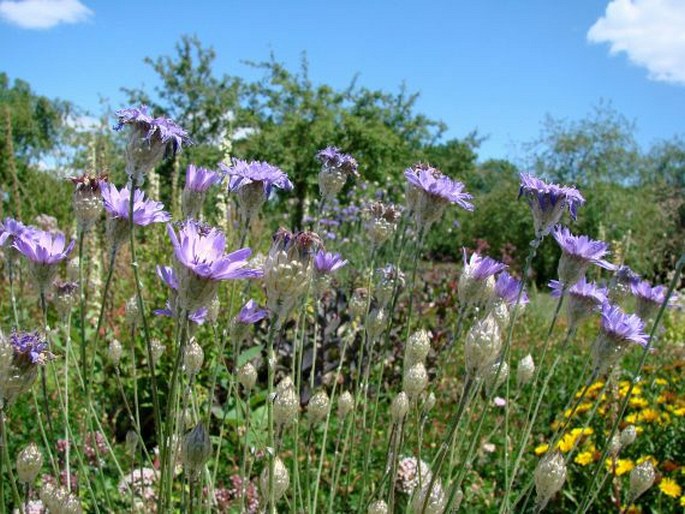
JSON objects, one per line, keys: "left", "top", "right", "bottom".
{"left": 1, "top": 0, "right": 684, "bottom": 163}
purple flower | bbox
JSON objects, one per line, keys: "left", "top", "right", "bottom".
{"left": 599, "top": 303, "right": 649, "bottom": 347}
{"left": 114, "top": 105, "right": 190, "bottom": 155}
{"left": 550, "top": 277, "right": 608, "bottom": 328}
{"left": 316, "top": 146, "right": 359, "bottom": 176}
{"left": 167, "top": 221, "right": 263, "bottom": 311}
{"left": 13, "top": 229, "right": 74, "bottom": 265}
{"left": 220, "top": 159, "right": 293, "bottom": 196}
{"left": 631, "top": 280, "right": 673, "bottom": 319}
{"left": 185, "top": 164, "right": 221, "bottom": 193}
{"left": 459, "top": 251, "right": 507, "bottom": 305}
{"left": 101, "top": 183, "right": 170, "bottom": 226}
{"left": 551, "top": 225, "right": 614, "bottom": 287}
{"left": 464, "top": 250, "right": 507, "bottom": 281}
{"left": 404, "top": 167, "right": 474, "bottom": 211}
{"left": 9, "top": 330, "right": 51, "bottom": 365}
{"left": 235, "top": 299, "right": 268, "bottom": 324}
{"left": 156, "top": 265, "right": 179, "bottom": 290}
{"left": 0, "top": 217, "right": 34, "bottom": 247}
{"left": 494, "top": 271, "right": 529, "bottom": 306}
{"left": 518, "top": 173, "right": 585, "bottom": 238}
{"left": 154, "top": 300, "right": 208, "bottom": 325}
{"left": 313, "top": 250, "right": 348, "bottom": 275}
{"left": 154, "top": 265, "right": 209, "bottom": 324}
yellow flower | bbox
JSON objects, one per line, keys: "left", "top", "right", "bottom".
{"left": 680, "top": 496, "right": 685, "bottom": 507}
{"left": 625, "top": 412, "right": 639, "bottom": 424}
{"left": 673, "top": 407, "right": 685, "bottom": 417}
{"left": 574, "top": 451, "right": 594, "bottom": 466}
{"left": 570, "top": 427, "right": 594, "bottom": 437}
{"left": 534, "top": 444, "right": 549, "bottom": 456}
{"left": 655, "top": 378, "right": 668, "bottom": 386}
{"left": 629, "top": 397, "right": 649, "bottom": 409}
{"left": 615, "top": 459, "right": 635, "bottom": 476}
{"left": 637, "top": 455, "right": 658, "bottom": 467}
{"left": 658, "top": 477, "right": 682, "bottom": 498}
{"left": 639, "top": 408, "right": 659, "bottom": 423}
{"left": 557, "top": 433, "right": 579, "bottom": 453}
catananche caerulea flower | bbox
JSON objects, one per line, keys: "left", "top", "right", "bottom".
{"left": 313, "top": 250, "right": 348, "bottom": 275}
{"left": 404, "top": 164, "right": 474, "bottom": 232}
{"left": 0, "top": 330, "right": 52, "bottom": 407}
{"left": 13, "top": 229, "right": 75, "bottom": 293}
{"left": 591, "top": 302, "right": 649, "bottom": 374}
{"left": 167, "top": 220, "right": 262, "bottom": 312}
{"left": 551, "top": 225, "right": 614, "bottom": 288}
{"left": 518, "top": 173, "right": 585, "bottom": 239}
{"left": 630, "top": 280, "right": 672, "bottom": 320}
{"left": 231, "top": 299, "right": 269, "bottom": 341}
{"left": 0, "top": 217, "right": 34, "bottom": 247}
{"left": 101, "top": 182, "right": 170, "bottom": 252}
{"left": 153, "top": 265, "right": 208, "bottom": 325}
{"left": 458, "top": 250, "right": 507, "bottom": 306}
{"left": 550, "top": 277, "right": 608, "bottom": 329}
{"left": 71, "top": 174, "right": 105, "bottom": 232}
{"left": 316, "top": 146, "right": 359, "bottom": 199}
{"left": 182, "top": 164, "right": 222, "bottom": 219}
{"left": 114, "top": 105, "right": 190, "bottom": 183}
{"left": 365, "top": 201, "right": 402, "bottom": 247}
{"left": 494, "top": 271, "right": 529, "bottom": 307}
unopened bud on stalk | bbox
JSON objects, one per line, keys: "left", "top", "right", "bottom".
{"left": 337, "top": 391, "right": 354, "bottom": 418}
{"left": 308, "top": 390, "right": 330, "bottom": 424}
{"left": 483, "top": 360, "right": 509, "bottom": 395}
{"left": 125, "top": 296, "right": 140, "bottom": 326}
{"left": 368, "top": 499, "right": 389, "bottom": 514}
{"left": 366, "top": 308, "right": 386, "bottom": 341}
{"left": 517, "top": 354, "right": 535, "bottom": 387}
{"left": 629, "top": 461, "right": 655, "bottom": 500}
{"left": 410, "top": 479, "right": 447, "bottom": 514}
{"left": 150, "top": 339, "right": 166, "bottom": 366}
{"left": 423, "top": 391, "right": 436, "bottom": 413}
{"left": 66, "top": 258, "right": 80, "bottom": 282}
{"left": 274, "top": 376, "right": 299, "bottom": 429}
{"left": 125, "top": 430, "right": 139, "bottom": 455}
{"left": 464, "top": 315, "right": 502, "bottom": 378}
{"left": 534, "top": 451, "right": 566, "bottom": 511}
{"left": 405, "top": 330, "right": 431, "bottom": 366}
{"left": 16, "top": 442, "right": 43, "bottom": 483}
{"left": 181, "top": 423, "right": 212, "bottom": 476}
{"left": 620, "top": 425, "right": 637, "bottom": 448}
{"left": 349, "top": 288, "right": 369, "bottom": 319}
{"left": 183, "top": 339, "right": 204, "bottom": 378}
{"left": 108, "top": 339, "right": 123, "bottom": 367}
{"left": 607, "top": 434, "right": 622, "bottom": 457}
{"left": 260, "top": 456, "right": 290, "bottom": 502}
{"left": 403, "top": 362, "right": 428, "bottom": 400}
{"left": 237, "top": 362, "right": 258, "bottom": 390}
{"left": 391, "top": 392, "right": 409, "bottom": 423}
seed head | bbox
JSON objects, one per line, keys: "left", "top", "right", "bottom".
{"left": 16, "top": 442, "right": 43, "bottom": 483}
{"left": 464, "top": 315, "right": 502, "bottom": 378}
{"left": 405, "top": 330, "right": 431, "bottom": 366}
{"left": 516, "top": 354, "right": 535, "bottom": 387}
{"left": 260, "top": 456, "right": 290, "bottom": 502}
{"left": 410, "top": 479, "right": 446, "bottom": 514}
{"left": 403, "top": 362, "right": 428, "bottom": 400}
{"left": 274, "top": 376, "right": 299, "bottom": 429}
{"left": 238, "top": 362, "right": 258, "bottom": 391}
{"left": 629, "top": 460, "right": 655, "bottom": 500}
{"left": 391, "top": 392, "right": 409, "bottom": 424}
{"left": 367, "top": 499, "right": 389, "bottom": 514}
{"left": 534, "top": 451, "right": 566, "bottom": 510}
{"left": 366, "top": 308, "right": 386, "bottom": 341}
{"left": 308, "top": 390, "right": 330, "bottom": 424}
{"left": 181, "top": 423, "right": 212, "bottom": 476}
{"left": 108, "top": 339, "right": 123, "bottom": 367}
{"left": 183, "top": 339, "right": 204, "bottom": 378}
{"left": 337, "top": 391, "right": 354, "bottom": 418}
{"left": 620, "top": 425, "right": 637, "bottom": 448}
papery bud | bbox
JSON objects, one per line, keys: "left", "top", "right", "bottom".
{"left": 337, "top": 391, "right": 354, "bottom": 418}
{"left": 607, "top": 434, "right": 622, "bottom": 457}
{"left": 368, "top": 499, "right": 389, "bottom": 514}
{"left": 318, "top": 167, "right": 347, "bottom": 200}
{"left": 274, "top": 377, "right": 299, "bottom": 429}
{"left": 66, "top": 258, "right": 80, "bottom": 282}
{"left": 16, "top": 442, "right": 43, "bottom": 483}
{"left": 260, "top": 456, "right": 290, "bottom": 502}
{"left": 150, "top": 339, "right": 166, "bottom": 366}
{"left": 181, "top": 423, "right": 212, "bottom": 476}
{"left": 183, "top": 339, "right": 204, "bottom": 378}
{"left": 308, "top": 390, "right": 330, "bottom": 424}
{"left": 125, "top": 430, "right": 139, "bottom": 455}
{"left": 629, "top": 461, "right": 655, "bottom": 500}
{"left": 423, "top": 392, "right": 436, "bottom": 413}
{"left": 206, "top": 296, "right": 221, "bottom": 323}
{"left": 72, "top": 176, "right": 103, "bottom": 232}
{"left": 483, "top": 360, "right": 509, "bottom": 395}
{"left": 52, "top": 280, "right": 78, "bottom": 319}
{"left": 238, "top": 362, "right": 258, "bottom": 390}
{"left": 464, "top": 315, "right": 502, "bottom": 377}
{"left": 391, "top": 392, "right": 409, "bottom": 424}
{"left": 410, "top": 479, "right": 446, "bottom": 514}
{"left": 349, "top": 288, "right": 369, "bottom": 319}
{"left": 620, "top": 425, "right": 637, "bottom": 448}
{"left": 403, "top": 363, "right": 428, "bottom": 400}
{"left": 534, "top": 451, "right": 566, "bottom": 510}
{"left": 366, "top": 308, "right": 386, "bottom": 341}
{"left": 405, "top": 330, "right": 431, "bottom": 366}
{"left": 108, "top": 339, "right": 123, "bottom": 367}
{"left": 125, "top": 296, "right": 140, "bottom": 326}
{"left": 517, "top": 354, "right": 535, "bottom": 387}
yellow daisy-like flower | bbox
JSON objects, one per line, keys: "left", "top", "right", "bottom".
{"left": 625, "top": 412, "right": 639, "bottom": 424}
{"left": 570, "top": 427, "right": 594, "bottom": 437}
{"left": 680, "top": 495, "right": 685, "bottom": 507}
{"left": 629, "top": 397, "right": 649, "bottom": 409}
{"left": 615, "top": 459, "right": 635, "bottom": 476}
{"left": 637, "top": 455, "right": 658, "bottom": 467}
{"left": 534, "top": 444, "right": 549, "bottom": 456}
{"left": 574, "top": 451, "right": 594, "bottom": 466}
{"left": 658, "top": 477, "right": 682, "bottom": 498}
{"left": 639, "top": 408, "right": 659, "bottom": 423}
{"left": 673, "top": 407, "right": 685, "bottom": 417}
{"left": 655, "top": 378, "right": 668, "bottom": 386}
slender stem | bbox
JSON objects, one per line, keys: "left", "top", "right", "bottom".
{"left": 77, "top": 230, "right": 87, "bottom": 382}
{"left": 0, "top": 411, "right": 21, "bottom": 509}
{"left": 8, "top": 257, "right": 19, "bottom": 328}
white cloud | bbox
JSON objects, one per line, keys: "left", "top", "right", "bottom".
{"left": 0, "top": 0, "right": 92, "bottom": 29}
{"left": 588, "top": 0, "right": 685, "bottom": 85}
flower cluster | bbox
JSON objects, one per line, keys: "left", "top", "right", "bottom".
{"left": 316, "top": 146, "right": 358, "bottom": 199}
{"left": 0, "top": 330, "right": 51, "bottom": 408}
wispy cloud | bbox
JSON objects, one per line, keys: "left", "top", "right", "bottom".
{"left": 588, "top": 0, "right": 685, "bottom": 86}
{"left": 0, "top": 0, "right": 92, "bottom": 29}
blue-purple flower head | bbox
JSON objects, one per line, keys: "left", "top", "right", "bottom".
{"left": 599, "top": 303, "right": 649, "bottom": 347}
{"left": 1, "top": 330, "right": 53, "bottom": 406}
{"left": 9, "top": 330, "right": 51, "bottom": 366}
{"left": 153, "top": 265, "right": 207, "bottom": 324}
{"left": 631, "top": 279, "right": 673, "bottom": 319}
{"left": 13, "top": 229, "right": 74, "bottom": 266}
{"left": 550, "top": 277, "right": 608, "bottom": 327}
{"left": 518, "top": 173, "right": 585, "bottom": 238}
{"left": 235, "top": 299, "right": 268, "bottom": 325}
{"left": 494, "top": 271, "right": 529, "bottom": 307}
{"left": 185, "top": 164, "right": 222, "bottom": 193}
{"left": 459, "top": 250, "right": 507, "bottom": 306}
{"left": 313, "top": 250, "right": 348, "bottom": 276}
{"left": 221, "top": 159, "right": 293, "bottom": 196}
{"left": 404, "top": 164, "right": 474, "bottom": 232}
{"left": 167, "top": 220, "right": 263, "bottom": 312}
{"left": 115, "top": 105, "right": 190, "bottom": 155}
{"left": 316, "top": 146, "right": 359, "bottom": 177}
{"left": 0, "top": 217, "right": 34, "bottom": 247}
{"left": 101, "top": 182, "right": 170, "bottom": 226}
{"left": 552, "top": 225, "right": 614, "bottom": 287}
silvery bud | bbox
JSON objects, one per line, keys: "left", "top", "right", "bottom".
{"left": 483, "top": 360, "right": 509, "bottom": 395}
{"left": 125, "top": 430, "right": 139, "bottom": 455}
{"left": 125, "top": 296, "right": 140, "bottom": 326}
{"left": 66, "top": 258, "right": 80, "bottom": 282}
{"left": 108, "top": 339, "right": 123, "bottom": 367}
{"left": 274, "top": 376, "right": 299, "bottom": 429}
{"left": 464, "top": 315, "right": 502, "bottom": 378}
{"left": 405, "top": 329, "right": 431, "bottom": 366}
{"left": 237, "top": 362, "right": 258, "bottom": 390}
{"left": 403, "top": 362, "right": 428, "bottom": 400}
{"left": 534, "top": 451, "right": 566, "bottom": 510}
{"left": 620, "top": 425, "right": 637, "bottom": 448}
{"left": 349, "top": 288, "right": 369, "bottom": 319}
{"left": 183, "top": 339, "right": 204, "bottom": 378}
{"left": 181, "top": 423, "right": 212, "bottom": 476}
{"left": 150, "top": 339, "right": 166, "bottom": 366}
{"left": 366, "top": 308, "right": 386, "bottom": 341}
{"left": 368, "top": 499, "right": 389, "bottom": 514}
{"left": 260, "top": 456, "right": 290, "bottom": 502}
{"left": 308, "top": 390, "right": 330, "bottom": 424}
{"left": 517, "top": 354, "right": 535, "bottom": 387}
{"left": 16, "top": 442, "right": 43, "bottom": 484}
{"left": 629, "top": 461, "right": 655, "bottom": 500}
{"left": 410, "top": 479, "right": 446, "bottom": 514}
{"left": 337, "top": 391, "right": 354, "bottom": 418}
{"left": 607, "top": 434, "right": 621, "bottom": 457}
{"left": 391, "top": 392, "right": 409, "bottom": 424}
{"left": 423, "top": 392, "right": 436, "bottom": 413}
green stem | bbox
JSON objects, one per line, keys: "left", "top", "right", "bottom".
{"left": 0, "top": 410, "right": 21, "bottom": 509}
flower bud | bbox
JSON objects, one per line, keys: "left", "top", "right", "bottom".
{"left": 308, "top": 390, "right": 330, "bottom": 424}
{"left": 366, "top": 308, "right": 386, "bottom": 341}
{"left": 125, "top": 430, "right": 139, "bottom": 455}
{"left": 517, "top": 354, "right": 535, "bottom": 387}
{"left": 391, "top": 392, "right": 409, "bottom": 424}
{"left": 349, "top": 288, "right": 369, "bottom": 319}
{"left": 150, "top": 339, "right": 166, "bottom": 366}
{"left": 534, "top": 451, "right": 566, "bottom": 510}
{"left": 337, "top": 391, "right": 354, "bottom": 418}
{"left": 464, "top": 315, "right": 502, "bottom": 377}
{"left": 405, "top": 330, "right": 431, "bottom": 366}
{"left": 620, "top": 425, "right": 637, "bottom": 448}
{"left": 629, "top": 461, "right": 655, "bottom": 500}
{"left": 238, "top": 362, "right": 258, "bottom": 390}
{"left": 483, "top": 360, "right": 509, "bottom": 395}
{"left": 260, "top": 456, "right": 290, "bottom": 502}
{"left": 410, "top": 479, "right": 446, "bottom": 514}
{"left": 368, "top": 499, "right": 389, "bottom": 514}
{"left": 607, "top": 434, "right": 621, "bottom": 457}
{"left": 403, "top": 362, "right": 428, "bottom": 400}
{"left": 66, "top": 258, "right": 80, "bottom": 282}
{"left": 16, "top": 442, "right": 43, "bottom": 484}
{"left": 423, "top": 392, "right": 436, "bottom": 413}
{"left": 108, "top": 339, "right": 123, "bottom": 367}
{"left": 125, "top": 296, "right": 140, "bottom": 326}
{"left": 274, "top": 376, "right": 299, "bottom": 429}
{"left": 181, "top": 423, "right": 212, "bottom": 476}
{"left": 183, "top": 339, "right": 204, "bottom": 378}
